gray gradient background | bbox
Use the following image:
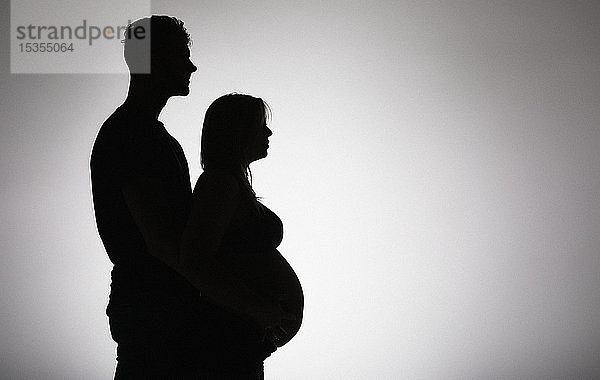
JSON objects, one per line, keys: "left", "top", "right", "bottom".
{"left": 1, "top": 1, "right": 599, "bottom": 379}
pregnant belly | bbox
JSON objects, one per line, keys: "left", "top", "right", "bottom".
{"left": 218, "top": 248, "right": 304, "bottom": 347}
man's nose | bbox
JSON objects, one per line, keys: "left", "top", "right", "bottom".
{"left": 189, "top": 60, "right": 197, "bottom": 73}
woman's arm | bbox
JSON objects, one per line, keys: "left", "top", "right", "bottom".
{"left": 179, "top": 171, "right": 291, "bottom": 329}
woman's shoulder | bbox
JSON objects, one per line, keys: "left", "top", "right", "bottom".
{"left": 195, "top": 170, "right": 241, "bottom": 192}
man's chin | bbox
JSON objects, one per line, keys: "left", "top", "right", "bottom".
{"left": 172, "top": 86, "right": 190, "bottom": 96}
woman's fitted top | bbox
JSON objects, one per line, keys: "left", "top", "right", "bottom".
{"left": 107, "top": 181, "right": 283, "bottom": 370}
{"left": 219, "top": 200, "right": 284, "bottom": 276}
{"left": 203, "top": 197, "right": 284, "bottom": 361}
{"left": 217, "top": 188, "right": 304, "bottom": 348}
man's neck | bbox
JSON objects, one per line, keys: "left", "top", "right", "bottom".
{"left": 123, "top": 79, "right": 169, "bottom": 120}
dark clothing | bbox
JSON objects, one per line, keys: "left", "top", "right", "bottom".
{"left": 220, "top": 203, "right": 283, "bottom": 257}
{"left": 90, "top": 106, "right": 276, "bottom": 377}
{"left": 91, "top": 106, "right": 194, "bottom": 313}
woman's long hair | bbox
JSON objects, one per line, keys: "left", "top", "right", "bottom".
{"left": 200, "top": 93, "right": 271, "bottom": 215}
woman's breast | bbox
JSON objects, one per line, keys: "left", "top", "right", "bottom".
{"left": 221, "top": 202, "right": 283, "bottom": 251}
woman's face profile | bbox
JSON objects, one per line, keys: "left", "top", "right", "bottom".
{"left": 245, "top": 122, "right": 272, "bottom": 163}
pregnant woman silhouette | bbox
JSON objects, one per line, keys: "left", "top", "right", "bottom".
{"left": 178, "top": 93, "right": 304, "bottom": 378}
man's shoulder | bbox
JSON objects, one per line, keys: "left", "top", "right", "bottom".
{"left": 99, "top": 107, "right": 149, "bottom": 137}
{"left": 96, "top": 107, "right": 163, "bottom": 147}
{"left": 92, "top": 108, "right": 164, "bottom": 169}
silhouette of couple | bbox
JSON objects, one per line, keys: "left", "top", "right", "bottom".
{"left": 90, "top": 16, "right": 303, "bottom": 379}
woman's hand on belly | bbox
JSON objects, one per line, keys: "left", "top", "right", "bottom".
{"left": 248, "top": 301, "right": 296, "bottom": 330}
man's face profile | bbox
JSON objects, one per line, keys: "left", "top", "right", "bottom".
{"left": 124, "top": 16, "right": 197, "bottom": 97}
{"left": 150, "top": 43, "right": 196, "bottom": 97}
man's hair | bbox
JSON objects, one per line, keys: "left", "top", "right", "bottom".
{"left": 123, "top": 15, "right": 191, "bottom": 73}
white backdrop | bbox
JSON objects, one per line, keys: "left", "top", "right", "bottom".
{"left": 1, "top": 1, "right": 599, "bottom": 378}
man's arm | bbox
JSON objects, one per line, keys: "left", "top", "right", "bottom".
{"left": 122, "top": 176, "right": 182, "bottom": 273}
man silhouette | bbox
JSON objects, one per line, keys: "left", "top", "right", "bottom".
{"left": 90, "top": 15, "right": 199, "bottom": 378}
